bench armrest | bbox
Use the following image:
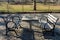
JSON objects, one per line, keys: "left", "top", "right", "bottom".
{"left": 44, "top": 23, "right": 54, "bottom": 31}
{"left": 55, "top": 18, "right": 59, "bottom": 24}
{"left": 38, "top": 15, "right": 48, "bottom": 22}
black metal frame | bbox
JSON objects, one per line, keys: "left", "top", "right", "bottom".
{"left": 12, "top": 16, "right": 22, "bottom": 28}
{"left": 43, "top": 14, "right": 59, "bottom": 36}
{"left": 5, "top": 21, "right": 17, "bottom": 36}
{"left": 5, "top": 15, "right": 22, "bottom": 36}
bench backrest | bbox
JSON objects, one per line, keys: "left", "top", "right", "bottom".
{"left": 47, "top": 13, "right": 58, "bottom": 24}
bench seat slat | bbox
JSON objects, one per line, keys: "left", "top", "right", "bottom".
{"left": 48, "top": 14, "right": 57, "bottom": 21}
{"left": 45, "top": 23, "right": 53, "bottom": 30}
{"left": 48, "top": 14, "right": 58, "bottom": 23}
{"left": 48, "top": 16, "right": 56, "bottom": 23}
{"left": 40, "top": 20, "right": 53, "bottom": 30}
{"left": 39, "top": 13, "right": 59, "bottom": 32}
{"left": 48, "top": 18, "right": 54, "bottom": 23}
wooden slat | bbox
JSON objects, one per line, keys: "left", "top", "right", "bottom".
{"left": 48, "top": 14, "right": 57, "bottom": 20}
{"left": 48, "top": 13, "right": 57, "bottom": 23}
{"left": 45, "top": 23, "right": 53, "bottom": 29}
{"left": 48, "top": 17, "right": 54, "bottom": 23}
{"left": 22, "top": 16, "right": 38, "bottom": 20}
{"left": 44, "top": 23, "right": 53, "bottom": 31}
{"left": 48, "top": 15, "right": 54, "bottom": 23}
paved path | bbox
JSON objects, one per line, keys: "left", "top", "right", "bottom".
{"left": 0, "top": 13, "right": 60, "bottom": 40}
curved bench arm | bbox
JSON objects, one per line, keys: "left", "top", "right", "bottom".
{"left": 38, "top": 15, "right": 48, "bottom": 23}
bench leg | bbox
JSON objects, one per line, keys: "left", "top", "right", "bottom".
{"left": 14, "top": 30, "right": 18, "bottom": 36}
{"left": 6, "top": 28, "right": 8, "bottom": 36}
{"left": 52, "top": 30, "right": 55, "bottom": 36}
{"left": 6, "top": 29, "right": 18, "bottom": 36}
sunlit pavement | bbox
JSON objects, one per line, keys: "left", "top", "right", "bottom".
{"left": 0, "top": 13, "right": 60, "bottom": 40}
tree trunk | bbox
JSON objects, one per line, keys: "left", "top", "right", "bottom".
{"left": 34, "top": 0, "right": 36, "bottom": 10}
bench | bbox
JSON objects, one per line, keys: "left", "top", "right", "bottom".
{"left": 39, "top": 13, "right": 59, "bottom": 36}
{"left": 5, "top": 16, "right": 22, "bottom": 36}
{"left": 6, "top": 21, "right": 18, "bottom": 35}
{"left": 47, "top": 13, "right": 59, "bottom": 29}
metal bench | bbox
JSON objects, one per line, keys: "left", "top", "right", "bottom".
{"left": 5, "top": 21, "right": 17, "bottom": 36}
{"left": 46, "top": 13, "right": 59, "bottom": 30}
{"left": 39, "top": 13, "right": 59, "bottom": 36}
{"left": 5, "top": 16, "right": 22, "bottom": 36}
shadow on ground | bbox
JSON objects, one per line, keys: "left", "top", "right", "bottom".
{"left": 17, "top": 28, "right": 35, "bottom": 40}
{"left": 0, "top": 14, "right": 60, "bottom": 40}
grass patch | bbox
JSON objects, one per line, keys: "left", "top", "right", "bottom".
{"left": 0, "top": 2, "right": 60, "bottom": 13}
